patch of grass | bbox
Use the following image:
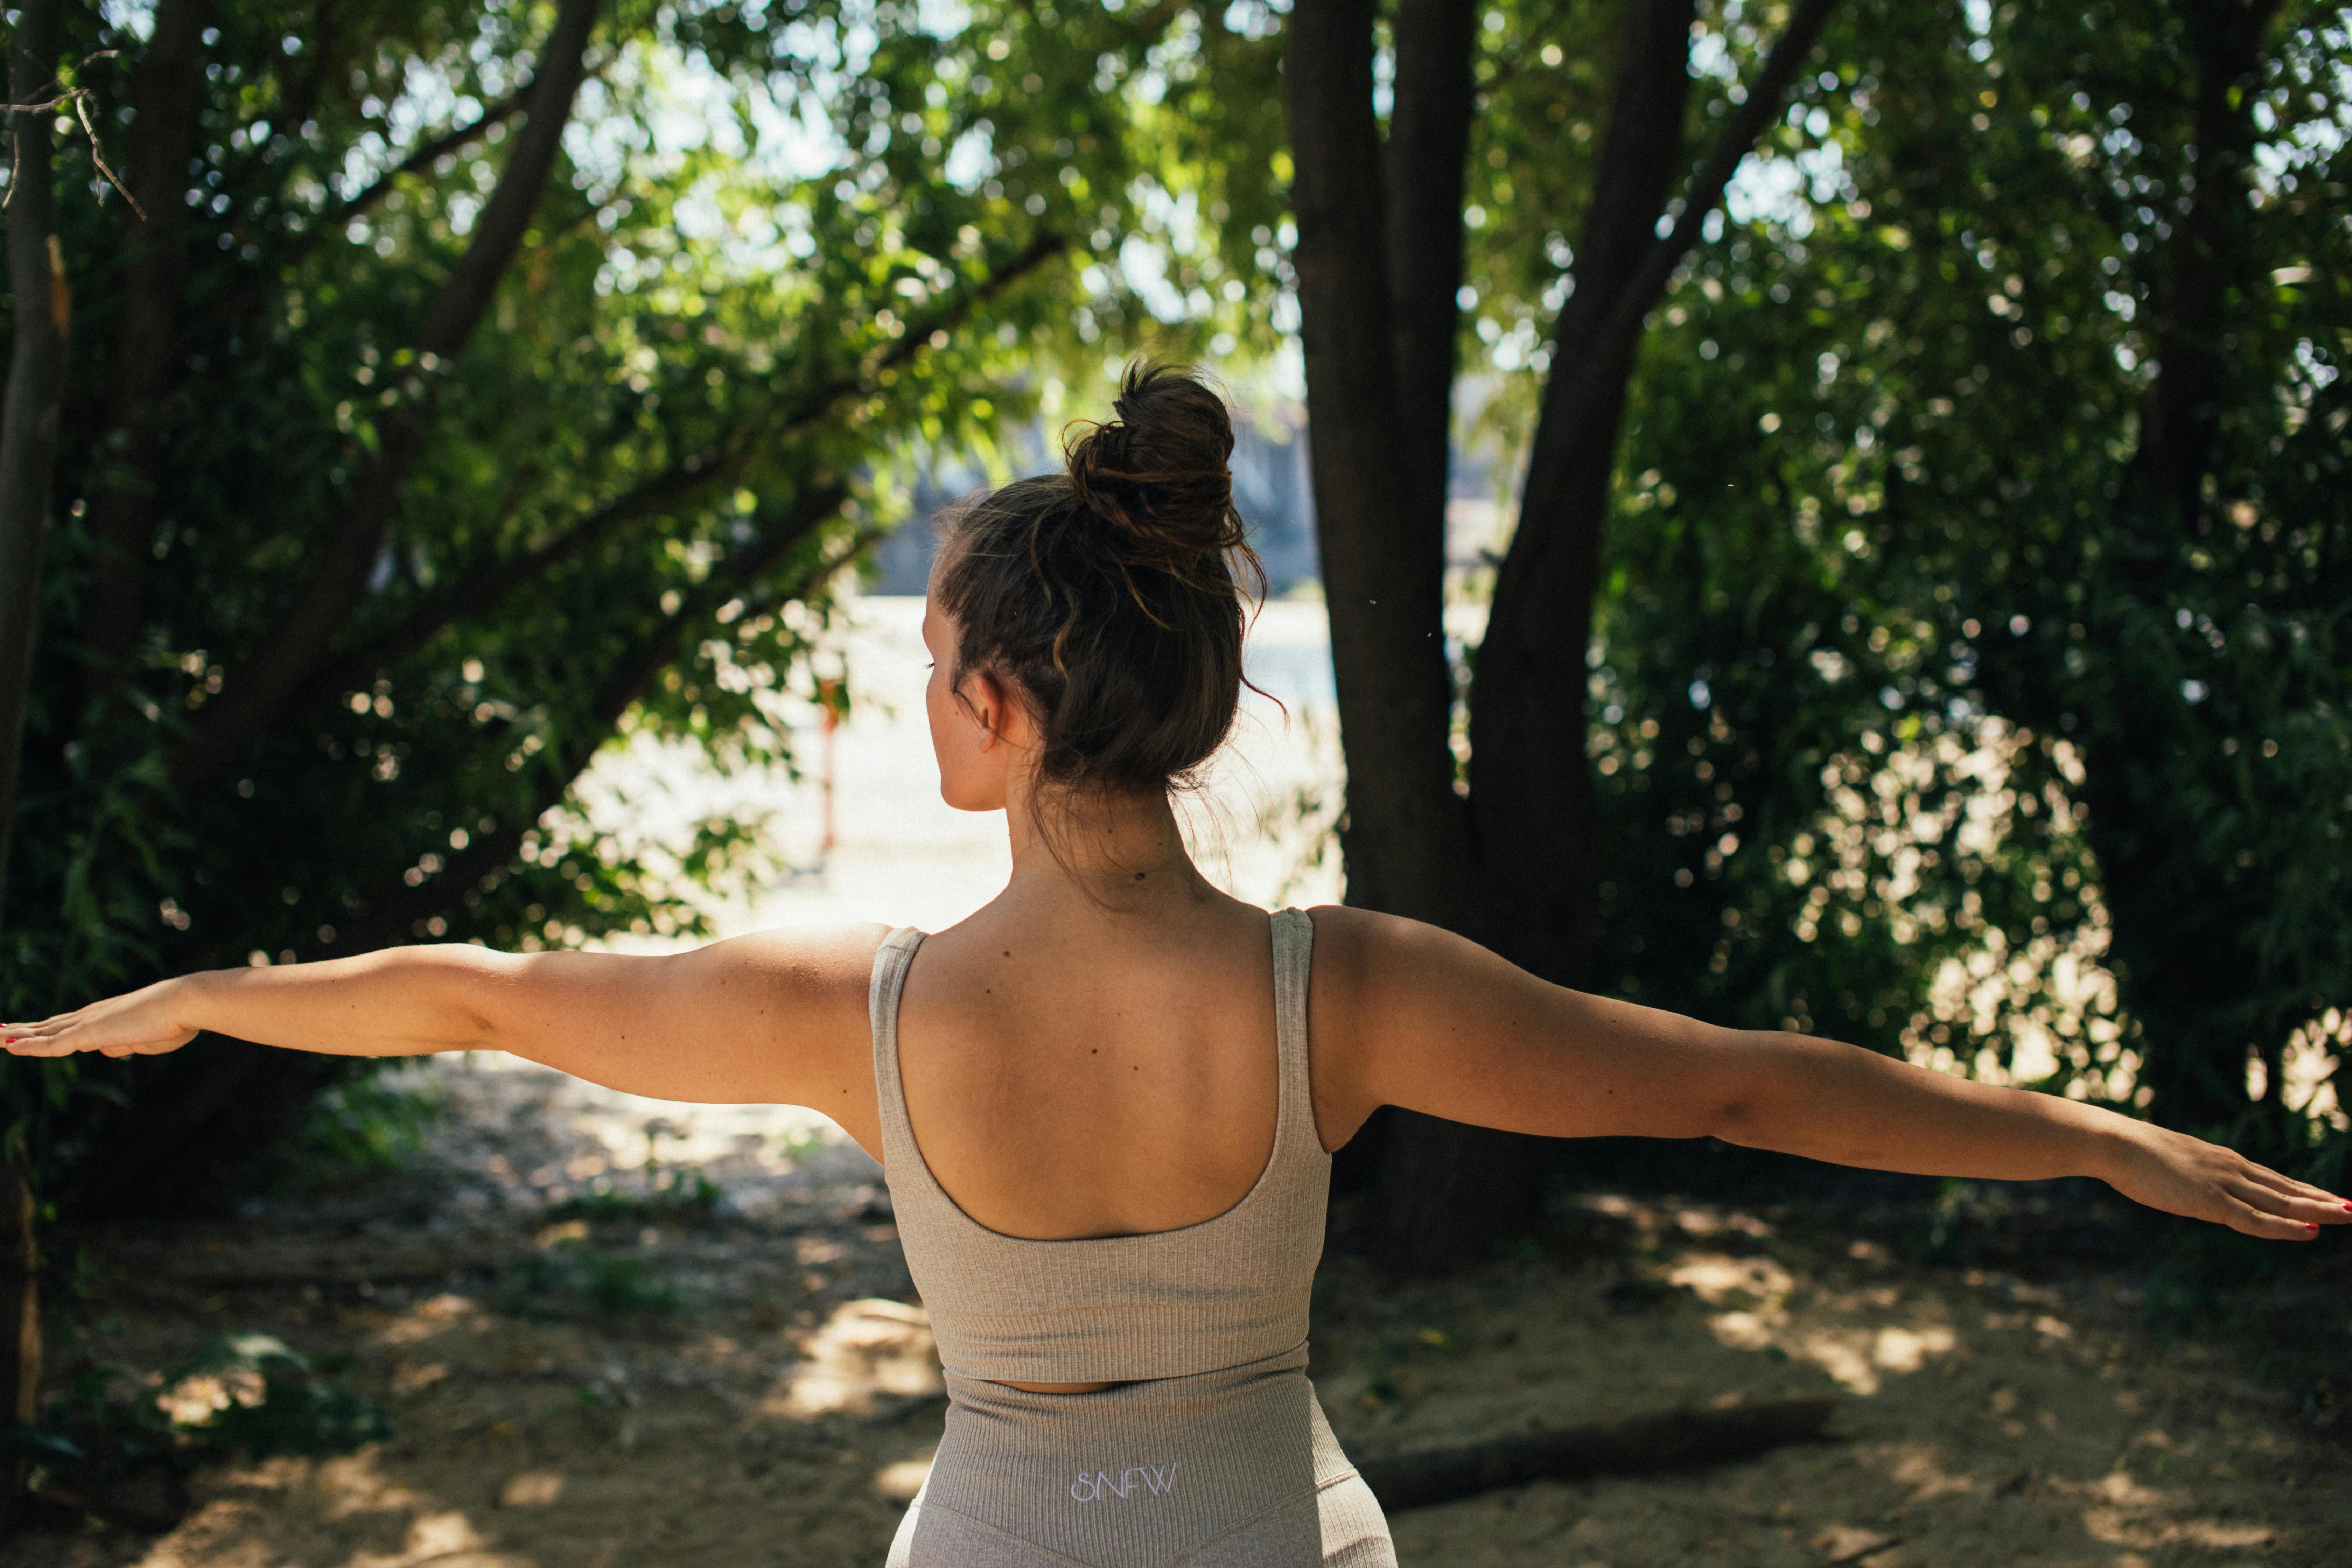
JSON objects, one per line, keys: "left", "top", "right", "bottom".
{"left": 266, "top": 1068, "right": 446, "bottom": 1194}
{"left": 150, "top": 1332, "right": 392, "bottom": 1457}
{"left": 777, "top": 1128, "right": 829, "bottom": 1166}
{"left": 543, "top": 1165, "right": 722, "bottom": 1225}
{"left": 1351, "top": 1322, "right": 1463, "bottom": 1413}
{"left": 499, "top": 1241, "right": 683, "bottom": 1320}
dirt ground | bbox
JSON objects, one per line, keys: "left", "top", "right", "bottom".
{"left": 5, "top": 1058, "right": 2345, "bottom": 1568}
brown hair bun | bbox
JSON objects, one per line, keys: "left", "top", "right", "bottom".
{"left": 1064, "top": 365, "right": 1251, "bottom": 583}
{"left": 933, "top": 362, "right": 1265, "bottom": 800}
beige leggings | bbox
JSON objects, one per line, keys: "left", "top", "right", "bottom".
{"left": 885, "top": 1361, "right": 1394, "bottom": 1567}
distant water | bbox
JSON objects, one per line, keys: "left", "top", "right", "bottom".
{"left": 1239, "top": 602, "right": 1338, "bottom": 710}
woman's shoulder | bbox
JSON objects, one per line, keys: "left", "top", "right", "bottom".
{"left": 1298, "top": 903, "right": 1491, "bottom": 971}
{"left": 1297, "top": 904, "right": 1533, "bottom": 1030}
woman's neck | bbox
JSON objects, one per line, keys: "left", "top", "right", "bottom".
{"left": 999, "top": 782, "right": 1211, "bottom": 909}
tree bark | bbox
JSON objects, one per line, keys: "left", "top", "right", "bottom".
{"left": 0, "top": 0, "right": 72, "bottom": 938}
{"left": 0, "top": 1142, "right": 38, "bottom": 1527}
{"left": 1366, "top": 0, "right": 1572, "bottom": 1273}
{"left": 1385, "top": 0, "right": 1479, "bottom": 550}
{"left": 1372, "top": 0, "right": 1702, "bottom": 1275}
{"left": 79, "top": 0, "right": 215, "bottom": 706}
{"left": 1293, "top": 0, "right": 1550, "bottom": 1274}
{"left": 167, "top": 0, "right": 603, "bottom": 799}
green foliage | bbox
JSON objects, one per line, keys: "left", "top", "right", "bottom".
{"left": 1499, "top": 0, "right": 2352, "bottom": 1154}
{"left": 0, "top": 0, "right": 1247, "bottom": 1208}
{"left": 2, "top": 0, "right": 2340, "bottom": 1210}
{"left": 262, "top": 1067, "right": 446, "bottom": 1193}
{"left": 821, "top": 0, "right": 1292, "bottom": 363}
{"left": 500, "top": 1239, "right": 683, "bottom": 1318}
{"left": 149, "top": 1333, "right": 391, "bottom": 1458}
{"left": 543, "top": 1164, "right": 723, "bottom": 1224}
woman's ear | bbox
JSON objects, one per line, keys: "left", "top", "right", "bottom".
{"left": 964, "top": 667, "right": 1040, "bottom": 752}
{"left": 961, "top": 667, "right": 1013, "bottom": 751}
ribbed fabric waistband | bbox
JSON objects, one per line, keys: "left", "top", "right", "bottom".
{"left": 916, "top": 1352, "right": 1354, "bottom": 1566}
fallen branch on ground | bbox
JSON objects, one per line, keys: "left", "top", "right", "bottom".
{"left": 1352, "top": 1395, "right": 1837, "bottom": 1512}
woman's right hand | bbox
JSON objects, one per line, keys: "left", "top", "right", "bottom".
{"left": 2, "top": 978, "right": 200, "bottom": 1058}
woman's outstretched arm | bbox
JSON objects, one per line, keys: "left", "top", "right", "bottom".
{"left": 0, "top": 925, "right": 888, "bottom": 1110}
{"left": 1308, "top": 907, "right": 2350, "bottom": 1242}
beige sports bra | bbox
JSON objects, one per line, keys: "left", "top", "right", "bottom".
{"left": 867, "top": 909, "right": 1330, "bottom": 1386}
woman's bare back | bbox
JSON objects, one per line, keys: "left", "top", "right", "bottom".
{"left": 894, "top": 885, "right": 1288, "bottom": 1244}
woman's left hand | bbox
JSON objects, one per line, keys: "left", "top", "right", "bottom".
{"left": 2101, "top": 1120, "right": 2350, "bottom": 1240}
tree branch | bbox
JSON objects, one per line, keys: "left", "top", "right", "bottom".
{"left": 321, "top": 446, "right": 738, "bottom": 687}
{"left": 1560, "top": 0, "right": 1840, "bottom": 426}
{"left": 329, "top": 84, "right": 532, "bottom": 237}
{"left": 182, "top": 52, "right": 568, "bottom": 351}
{"left": 1469, "top": 0, "right": 1698, "bottom": 986}
{"left": 328, "top": 481, "right": 849, "bottom": 953}
{"left": 166, "top": 0, "right": 604, "bottom": 800}
{"left": 304, "top": 227, "right": 1067, "bottom": 699}
{"left": 1384, "top": 0, "right": 1479, "bottom": 557}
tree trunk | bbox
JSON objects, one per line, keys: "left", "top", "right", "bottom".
{"left": 1384, "top": 0, "right": 1478, "bottom": 552}
{"left": 1284, "top": 0, "right": 1475, "bottom": 934}
{"left": 1291, "top": 0, "right": 1559, "bottom": 1274}
{"left": 1288, "top": 0, "right": 1843, "bottom": 1271}
{"left": 79, "top": 0, "right": 214, "bottom": 708}
{"left": 1469, "top": 0, "right": 1696, "bottom": 996}
{"left": 0, "top": 0, "right": 71, "bottom": 938}
{"left": 0, "top": 1144, "right": 37, "bottom": 1527}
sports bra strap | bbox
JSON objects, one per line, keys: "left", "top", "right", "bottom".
{"left": 1267, "top": 907, "right": 1323, "bottom": 1158}
{"left": 869, "top": 924, "right": 926, "bottom": 1170}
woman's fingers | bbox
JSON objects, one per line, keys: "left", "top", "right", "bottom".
{"left": 4, "top": 1032, "right": 79, "bottom": 1057}
{"left": 3, "top": 1020, "right": 91, "bottom": 1055}
{"left": 2, "top": 998, "right": 193, "bottom": 1057}
{"left": 2232, "top": 1157, "right": 2340, "bottom": 1201}
{"left": 2221, "top": 1175, "right": 2348, "bottom": 1230}
{"left": 2220, "top": 1155, "right": 2349, "bottom": 1225}
{"left": 2224, "top": 1193, "right": 2323, "bottom": 1241}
